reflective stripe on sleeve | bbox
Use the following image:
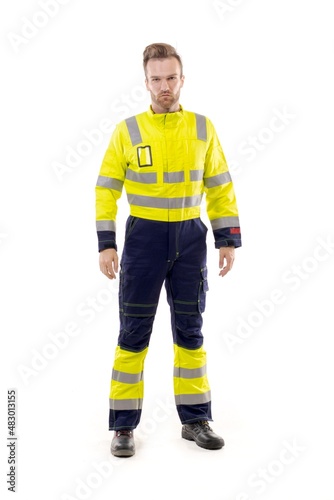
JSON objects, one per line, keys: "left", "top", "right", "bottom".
{"left": 195, "top": 113, "right": 207, "bottom": 141}
{"left": 204, "top": 171, "right": 232, "bottom": 188}
{"left": 210, "top": 216, "right": 240, "bottom": 230}
{"left": 96, "top": 175, "right": 124, "bottom": 191}
{"left": 96, "top": 220, "right": 116, "bottom": 232}
{"left": 125, "top": 116, "right": 142, "bottom": 146}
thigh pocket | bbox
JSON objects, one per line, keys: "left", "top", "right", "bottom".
{"left": 119, "top": 268, "right": 157, "bottom": 317}
{"left": 198, "top": 266, "right": 209, "bottom": 313}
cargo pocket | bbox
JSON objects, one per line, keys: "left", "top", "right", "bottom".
{"left": 198, "top": 266, "right": 209, "bottom": 313}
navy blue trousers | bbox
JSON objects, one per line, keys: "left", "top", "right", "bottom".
{"left": 109, "top": 216, "right": 212, "bottom": 430}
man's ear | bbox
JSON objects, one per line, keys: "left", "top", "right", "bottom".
{"left": 145, "top": 78, "right": 149, "bottom": 90}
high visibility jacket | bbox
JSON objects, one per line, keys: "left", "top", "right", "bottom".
{"left": 96, "top": 105, "right": 241, "bottom": 251}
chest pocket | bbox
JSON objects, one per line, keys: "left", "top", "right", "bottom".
{"left": 125, "top": 141, "right": 164, "bottom": 185}
{"left": 137, "top": 145, "right": 153, "bottom": 168}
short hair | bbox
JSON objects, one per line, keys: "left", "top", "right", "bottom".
{"left": 143, "top": 43, "right": 183, "bottom": 76}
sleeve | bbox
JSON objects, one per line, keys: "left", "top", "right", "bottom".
{"left": 95, "top": 124, "right": 127, "bottom": 252}
{"left": 204, "top": 119, "right": 242, "bottom": 249}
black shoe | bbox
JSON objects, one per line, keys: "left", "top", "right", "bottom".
{"left": 182, "top": 421, "right": 225, "bottom": 450}
{"left": 110, "top": 429, "right": 135, "bottom": 457}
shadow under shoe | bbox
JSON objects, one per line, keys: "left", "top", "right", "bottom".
{"left": 182, "top": 421, "right": 225, "bottom": 450}
{"left": 110, "top": 430, "right": 135, "bottom": 457}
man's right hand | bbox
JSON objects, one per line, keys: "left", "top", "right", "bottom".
{"left": 99, "top": 249, "right": 119, "bottom": 280}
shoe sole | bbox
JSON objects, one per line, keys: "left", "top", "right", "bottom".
{"left": 111, "top": 448, "right": 135, "bottom": 458}
{"left": 182, "top": 429, "right": 224, "bottom": 450}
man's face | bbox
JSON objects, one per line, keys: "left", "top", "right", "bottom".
{"left": 145, "top": 57, "right": 185, "bottom": 114}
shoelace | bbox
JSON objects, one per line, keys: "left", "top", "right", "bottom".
{"left": 197, "top": 421, "right": 212, "bottom": 431}
{"left": 116, "top": 430, "right": 132, "bottom": 437}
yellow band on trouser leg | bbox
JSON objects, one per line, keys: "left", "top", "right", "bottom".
{"left": 109, "top": 346, "right": 148, "bottom": 411}
{"left": 173, "top": 344, "right": 211, "bottom": 406}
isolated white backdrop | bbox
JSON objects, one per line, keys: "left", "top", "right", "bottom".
{"left": 1, "top": 0, "right": 334, "bottom": 499}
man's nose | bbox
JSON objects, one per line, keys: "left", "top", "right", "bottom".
{"left": 160, "top": 79, "right": 170, "bottom": 91}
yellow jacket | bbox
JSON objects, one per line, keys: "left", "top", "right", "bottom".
{"left": 96, "top": 106, "right": 241, "bottom": 251}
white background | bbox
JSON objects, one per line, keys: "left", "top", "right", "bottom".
{"left": 1, "top": 0, "right": 334, "bottom": 499}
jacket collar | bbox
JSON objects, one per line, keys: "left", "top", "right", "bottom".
{"left": 147, "top": 104, "right": 184, "bottom": 129}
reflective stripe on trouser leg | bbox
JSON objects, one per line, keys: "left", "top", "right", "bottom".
{"left": 173, "top": 344, "right": 212, "bottom": 423}
{"left": 109, "top": 217, "right": 169, "bottom": 430}
{"left": 109, "top": 346, "right": 148, "bottom": 430}
{"left": 165, "top": 218, "right": 212, "bottom": 423}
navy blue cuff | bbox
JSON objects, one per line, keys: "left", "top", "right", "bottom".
{"left": 97, "top": 230, "right": 117, "bottom": 252}
{"left": 213, "top": 227, "right": 242, "bottom": 249}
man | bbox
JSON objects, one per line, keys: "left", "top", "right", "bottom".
{"left": 95, "top": 43, "right": 241, "bottom": 457}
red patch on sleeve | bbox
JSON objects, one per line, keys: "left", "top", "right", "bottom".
{"left": 230, "top": 228, "right": 240, "bottom": 234}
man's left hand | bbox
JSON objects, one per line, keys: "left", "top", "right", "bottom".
{"left": 219, "top": 246, "right": 235, "bottom": 277}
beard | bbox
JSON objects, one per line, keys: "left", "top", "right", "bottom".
{"left": 151, "top": 90, "right": 181, "bottom": 112}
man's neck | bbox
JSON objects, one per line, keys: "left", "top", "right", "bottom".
{"left": 151, "top": 103, "right": 181, "bottom": 114}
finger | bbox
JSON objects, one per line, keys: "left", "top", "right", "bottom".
{"left": 114, "top": 254, "right": 119, "bottom": 273}
{"left": 219, "top": 265, "right": 228, "bottom": 277}
{"left": 106, "top": 267, "right": 116, "bottom": 279}
{"left": 219, "top": 258, "right": 233, "bottom": 277}
{"left": 219, "top": 268, "right": 230, "bottom": 277}
{"left": 100, "top": 265, "right": 115, "bottom": 280}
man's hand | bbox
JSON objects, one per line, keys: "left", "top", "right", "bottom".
{"left": 219, "top": 246, "right": 235, "bottom": 277}
{"left": 99, "top": 248, "right": 119, "bottom": 279}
